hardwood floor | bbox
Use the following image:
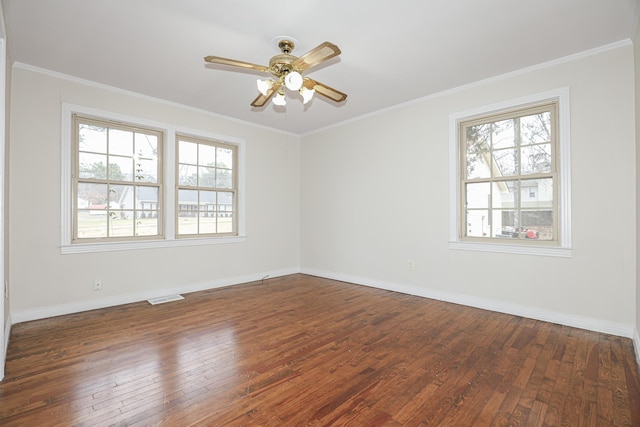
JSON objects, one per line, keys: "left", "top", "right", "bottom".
{"left": 0, "top": 274, "right": 639, "bottom": 426}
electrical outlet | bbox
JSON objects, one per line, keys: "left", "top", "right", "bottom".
{"left": 408, "top": 260, "right": 414, "bottom": 271}
{"left": 93, "top": 279, "right": 102, "bottom": 291}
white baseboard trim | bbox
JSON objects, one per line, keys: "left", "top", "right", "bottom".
{"left": 4, "top": 314, "right": 9, "bottom": 353}
{"left": 301, "top": 268, "right": 636, "bottom": 339}
{"left": 1, "top": 313, "right": 10, "bottom": 380}
{"left": 633, "top": 327, "right": 640, "bottom": 369}
{"left": 11, "top": 268, "right": 300, "bottom": 324}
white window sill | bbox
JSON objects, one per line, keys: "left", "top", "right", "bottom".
{"left": 61, "top": 235, "right": 247, "bottom": 254}
{"left": 449, "top": 241, "right": 572, "bottom": 258}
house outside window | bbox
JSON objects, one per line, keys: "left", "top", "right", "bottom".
{"left": 72, "top": 115, "right": 163, "bottom": 242}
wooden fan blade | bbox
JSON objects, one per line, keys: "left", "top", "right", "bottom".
{"left": 293, "top": 42, "right": 341, "bottom": 72}
{"left": 251, "top": 83, "right": 281, "bottom": 107}
{"left": 204, "top": 55, "right": 269, "bottom": 73}
{"left": 304, "top": 78, "right": 347, "bottom": 103}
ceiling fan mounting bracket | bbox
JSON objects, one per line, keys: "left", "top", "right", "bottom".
{"left": 278, "top": 39, "right": 295, "bottom": 54}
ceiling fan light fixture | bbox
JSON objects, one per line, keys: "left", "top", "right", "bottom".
{"left": 284, "top": 71, "right": 303, "bottom": 91}
{"left": 256, "top": 78, "right": 274, "bottom": 96}
{"left": 272, "top": 90, "right": 287, "bottom": 106}
{"left": 205, "top": 39, "right": 347, "bottom": 108}
{"left": 300, "top": 86, "right": 315, "bottom": 104}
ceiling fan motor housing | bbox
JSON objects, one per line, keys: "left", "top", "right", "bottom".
{"left": 269, "top": 40, "right": 298, "bottom": 78}
{"left": 269, "top": 54, "right": 297, "bottom": 77}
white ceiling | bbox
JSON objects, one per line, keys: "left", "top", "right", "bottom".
{"left": 3, "top": 0, "right": 639, "bottom": 135}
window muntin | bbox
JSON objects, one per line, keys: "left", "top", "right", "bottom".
{"left": 460, "top": 103, "right": 557, "bottom": 243}
{"left": 73, "top": 115, "right": 163, "bottom": 242}
{"left": 176, "top": 134, "right": 237, "bottom": 237}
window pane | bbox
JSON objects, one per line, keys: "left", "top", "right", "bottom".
{"left": 79, "top": 154, "right": 107, "bottom": 179}
{"left": 135, "top": 216, "right": 159, "bottom": 236}
{"left": 136, "top": 186, "right": 158, "bottom": 207}
{"left": 217, "top": 147, "right": 233, "bottom": 169}
{"left": 78, "top": 182, "right": 108, "bottom": 207}
{"left": 108, "top": 211, "right": 134, "bottom": 237}
{"left": 521, "top": 178, "right": 553, "bottom": 207}
{"left": 200, "top": 190, "right": 216, "bottom": 209}
{"left": 109, "top": 184, "right": 133, "bottom": 210}
{"left": 178, "top": 164, "right": 197, "bottom": 186}
{"left": 492, "top": 119, "right": 516, "bottom": 149}
{"left": 178, "top": 189, "right": 198, "bottom": 215}
{"left": 494, "top": 210, "right": 517, "bottom": 238}
{"left": 466, "top": 182, "right": 490, "bottom": 209}
{"left": 79, "top": 124, "right": 107, "bottom": 153}
{"left": 109, "top": 129, "right": 134, "bottom": 156}
{"left": 496, "top": 180, "right": 518, "bottom": 209}
{"left": 217, "top": 216, "right": 234, "bottom": 233}
{"left": 520, "top": 112, "right": 551, "bottom": 145}
{"left": 199, "top": 144, "right": 216, "bottom": 166}
{"left": 109, "top": 156, "right": 133, "bottom": 181}
{"left": 466, "top": 210, "right": 489, "bottom": 238}
{"left": 216, "top": 169, "right": 233, "bottom": 189}
{"left": 178, "top": 219, "right": 198, "bottom": 234}
{"left": 199, "top": 166, "right": 216, "bottom": 188}
{"left": 135, "top": 133, "right": 158, "bottom": 158}
{"left": 218, "top": 191, "right": 234, "bottom": 215}
{"left": 77, "top": 210, "right": 107, "bottom": 238}
{"left": 520, "top": 210, "right": 553, "bottom": 240}
{"left": 177, "top": 215, "right": 197, "bottom": 235}
{"left": 179, "top": 141, "right": 197, "bottom": 164}
{"left": 494, "top": 148, "right": 517, "bottom": 176}
{"left": 135, "top": 158, "right": 158, "bottom": 183}
{"left": 199, "top": 212, "right": 216, "bottom": 234}
{"left": 466, "top": 124, "right": 491, "bottom": 179}
{"left": 521, "top": 143, "right": 551, "bottom": 175}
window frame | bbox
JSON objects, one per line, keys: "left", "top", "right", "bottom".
{"left": 61, "top": 104, "right": 246, "bottom": 254}
{"left": 449, "top": 88, "right": 572, "bottom": 257}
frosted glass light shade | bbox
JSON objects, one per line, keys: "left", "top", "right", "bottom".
{"left": 272, "top": 92, "right": 286, "bottom": 106}
{"left": 256, "top": 79, "right": 274, "bottom": 96}
{"left": 300, "top": 87, "right": 315, "bottom": 104}
{"left": 284, "top": 71, "right": 303, "bottom": 91}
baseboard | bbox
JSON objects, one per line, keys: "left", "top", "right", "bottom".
{"left": 1, "top": 313, "right": 10, "bottom": 381}
{"left": 11, "top": 267, "right": 300, "bottom": 324}
{"left": 3, "top": 314, "right": 9, "bottom": 354}
{"left": 633, "top": 327, "right": 640, "bottom": 369}
{"left": 301, "top": 267, "right": 636, "bottom": 339}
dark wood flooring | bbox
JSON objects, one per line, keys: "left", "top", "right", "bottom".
{"left": 0, "top": 274, "right": 639, "bottom": 426}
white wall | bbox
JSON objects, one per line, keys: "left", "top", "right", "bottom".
{"left": 9, "top": 66, "right": 300, "bottom": 320}
{"left": 301, "top": 43, "right": 637, "bottom": 337}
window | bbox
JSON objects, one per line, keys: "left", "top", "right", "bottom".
{"left": 62, "top": 105, "right": 246, "bottom": 253}
{"left": 72, "top": 115, "right": 162, "bottom": 242}
{"left": 461, "top": 103, "right": 556, "bottom": 242}
{"left": 176, "top": 134, "right": 237, "bottom": 237}
{"left": 449, "top": 89, "right": 572, "bottom": 257}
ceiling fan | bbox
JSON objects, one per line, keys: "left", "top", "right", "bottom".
{"left": 204, "top": 38, "right": 347, "bottom": 107}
